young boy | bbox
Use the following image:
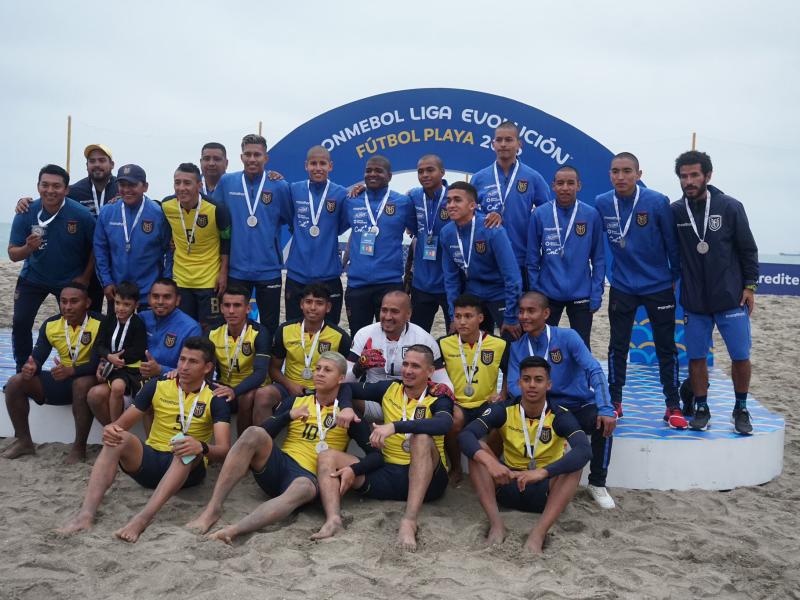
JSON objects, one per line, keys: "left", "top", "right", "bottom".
{"left": 95, "top": 281, "right": 147, "bottom": 420}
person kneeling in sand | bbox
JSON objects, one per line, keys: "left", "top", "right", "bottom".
{"left": 458, "top": 356, "right": 591, "bottom": 554}
{"left": 56, "top": 337, "right": 231, "bottom": 542}
{"left": 311, "top": 344, "right": 453, "bottom": 552}
{"left": 186, "top": 352, "right": 369, "bottom": 544}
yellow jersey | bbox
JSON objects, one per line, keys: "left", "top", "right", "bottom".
{"left": 162, "top": 195, "right": 231, "bottom": 289}
{"left": 271, "top": 319, "right": 351, "bottom": 388}
{"left": 207, "top": 320, "right": 270, "bottom": 388}
{"left": 134, "top": 378, "right": 230, "bottom": 459}
{"left": 438, "top": 332, "right": 508, "bottom": 409}
{"left": 33, "top": 312, "right": 102, "bottom": 372}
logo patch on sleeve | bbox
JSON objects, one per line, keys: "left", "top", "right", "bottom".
{"left": 197, "top": 214, "right": 209, "bottom": 228}
{"left": 575, "top": 222, "right": 587, "bottom": 236}
{"left": 241, "top": 341, "right": 253, "bottom": 356}
{"left": 164, "top": 333, "right": 177, "bottom": 348}
{"left": 326, "top": 200, "right": 337, "bottom": 213}
{"left": 636, "top": 212, "right": 648, "bottom": 227}
{"left": 142, "top": 220, "right": 154, "bottom": 233}
{"left": 708, "top": 215, "right": 722, "bottom": 231}
{"left": 414, "top": 406, "right": 428, "bottom": 420}
{"left": 80, "top": 332, "right": 92, "bottom": 345}
{"left": 474, "top": 240, "right": 487, "bottom": 254}
{"left": 384, "top": 203, "right": 396, "bottom": 216}
{"left": 261, "top": 192, "right": 272, "bottom": 205}
{"left": 539, "top": 426, "right": 552, "bottom": 443}
{"left": 516, "top": 180, "right": 528, "bottom": 193}
{"left": 481, "top": 350, "right": 494, "bottom": 365}
{"left": 549, "top": 348, "right": 563, "bottom": 363}
{"left": 193, "top": 402, "right": 206, "bottom": 417}
{"left": 66, "top": 221, "right": 78, "bottom": 234}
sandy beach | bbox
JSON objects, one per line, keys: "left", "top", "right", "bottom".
{"left": 1, "top": 258, "right": 798, "bottom": 600}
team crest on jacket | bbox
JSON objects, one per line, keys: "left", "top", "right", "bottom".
{"left": 197, "top": 214, "right": 209, "bottom": 228}
{"left": 575, "top": 222, "right": 587, "bottom": 236}
{"left": 142, "top": 220, "right": 154, "bottom": 234}
{"left": 80, "top": 331, "right": 92, "bottom": 345}
{"left": 439, "top": 207, "right": 449, "bottom": 221}
{"left": 516, "top": 179, "right": 528, "bottom": 193}
{"left": 261, "top": 192, "right": 272, "bottom": 205}
{"left": 709, "top": 215, "right": 722, "bottom": 231}
{"left": 539, "top": 426, "right": 552, "bottom": 444}
{"left": 636, "top": 212, "right": 648, "bottom": 227}
{"left": 475, "top": 240, "right": 487, "bottom": 254}
{"left": 414, "top": 406, "right": 428, "bottom": 420}
{"left": 326, "top": 200, "right": 337, "bottom": 213}
{"left": 164, "top": 333, "right": 177, "bottom": 348}
{"left": 384, "top": 203, "right": 396, "bottom": 216}
{"left": 481, "top": 350, "right": 494, "bottom": 365}
{"left": 193, "top": 402, "right": 206, "bottom": 418}
{"left": 241, "top": 341, "right": 253, "bottom": 356}
{"left": 318, "top": 341, "right": 332, "bottom": 353}
{"left": 66, "top": 220, "right": 78, "bottom": 234}
{"left": 324, "top": 414, "right": 335, "bottom": 429}
{"left": 549, "top": 348, "right": 563, "bottom": 363}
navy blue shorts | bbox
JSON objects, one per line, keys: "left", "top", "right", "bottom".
{"left": 35, "top": 371, "right": 74, "bottom": 406}
{"left": 123, "top": 444, "right": 206, "bottom": 490}
{"left": 356, "top": 460, "right": 448, "bottom": 502}
{"left": 685, "top": 307, "right": 751, "bottom": 361}
{"left": 458, "top": 402, "right": 490, "bottom": 426}
{"left": 251, "top": 445, "right": 317, "bottom": 497}
{"left": 496, "top": 477, "right": 549, "bottom": 513}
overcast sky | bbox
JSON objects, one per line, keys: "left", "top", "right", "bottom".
{"left": 2, "top": 0, "right": 798, "bottom": 253}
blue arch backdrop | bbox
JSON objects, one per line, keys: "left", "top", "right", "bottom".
{"left": 268, "top": 88, "right": 690, "bottom": 366}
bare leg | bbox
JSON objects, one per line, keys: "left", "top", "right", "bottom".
{"left": 56, "top": 432, "right": 144, "bottom": 534}
{"left": 468, "top": 454, "right": 506, "bottom": 546}
{"left": 731, "top": 359, "right": 751, "bottom": 395}
{"left": 310, "top": 449, "right": 364, "bottom": 540}
{"left": 445, "top": 407, "right": 464, "bottom": 486}
{"left": 2, "top": 374, "right": 44, "bottom": 459}
{"left": 689, "top": 359, "right": 709, "bottom": 398}
{"left": 398, "top": 434, "right": 437, "bottom": 552}
{"left": 87, "top": 384, "right": 112, "bottom": 426}
{"left": 252, "top": 385, "right": 280, "bottom": 427}
{"left": 66, "top": 375, "right": 97, "bottom": 464}
{"left": 186, "top": 426, "right": 273, "bottom": 533}
{"left": 524, "top": 470, "right": 581, "bottom": 554}
{"left": 208, "top": 477, "right": 317, "bottom": 544}
{"left": 115, "top": 456, "right": 194, "bottom": 543}
{"left": 235, "top": 390, "right": 255, "bottom": 437}
{"left": 108, "top": 378, "right": 126, "bottom": 422}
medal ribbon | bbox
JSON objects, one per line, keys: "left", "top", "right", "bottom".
{"left": 315, "top": 397, "right": 339, "bottom": 443}
{"left": 121, "top": 199, "right": 146, "bottom": 249}
{"left": 177, "top": 380, "right": 206, "bottom": 434}
{"left": 684, "top": 191, "right": 711, "bottom": 244}
{"left": 552, "top": 200, "right": 579, "bottom": 253}
{"left": 37, "top": 199, "right": 66, "bottom": 228}
{"left": 520, "top": 402, "right": 548, "bottom": 468}
{"left": 300, "top": 320, "right": 323, "bottom": 378}
{"left": 457, "top": 332, "right": 485, "bottom": 393}
{"left": 224, "top": 323, "right": 250, "bottom": 381}
{"left": 492, "top": 161, "right": 520, "bottom": 214}
{"left": 64, "top": 313, "right": 89, "bottom": 365}
{"left": 363, "top": 188, "right": 391, "bottom": 232}
{"left": 241, "top": 172, "right": 267, "bottom": 222}
{"left": 526, "top": 325, "right": 551, "bottom": 362}
{"left": 177, "top": 195, "right": 202, "bottom": 253}
{"left": 422, "top": 186, "right": 446, "bottom": 239}
{"left": 307, "top": 180, "right": 330, "bottom": 230}
{"left": 90, "top": 185, "right": 106, "bottom": 216}
{"left": 111, "top": 316, "right": 132, "bottom": 354}
{"left": 455, "top": 216, "right": 476, "bottom": 274}
{"left": 612, "top": 186, "right": 641, "bottom": 244}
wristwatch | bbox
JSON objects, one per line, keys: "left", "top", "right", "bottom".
{"left": 745, "top": 284, "right": 758, "bottom": 291}
{"left": 200, "top": 441, "right": 209, "bottom": 456}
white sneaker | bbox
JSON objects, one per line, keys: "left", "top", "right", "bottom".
{"left": 587, "top": 484, "right": 616, "bottom": 509}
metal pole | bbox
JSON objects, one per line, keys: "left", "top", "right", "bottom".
{"left": 691, "top": 132, "right": 696, "bottom": 151}
{"left": 66, "top": 115, "right": 72, "bottom": 172}
{"left": 258, "top": 121, "right": 263, "bottom": 136}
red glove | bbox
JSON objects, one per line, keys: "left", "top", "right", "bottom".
{"left": 428, "top": 380, "right": 455, "bottom": 402}
{"left": 359, "top": 339, "right": 385, "bottom": 369}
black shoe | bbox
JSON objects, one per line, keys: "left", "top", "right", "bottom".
{"left": 732, "top": 408, "right": 753, "bottom": 435}
{"left": 689, "top": 405, "right": 711, "bottom": 431}
{"left": 679, "top": 379, "right": 694, "bottom": 416}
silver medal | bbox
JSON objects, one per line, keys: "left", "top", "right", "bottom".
{"left": 402, "top": 438, "right": 411, "bottom": 453}
{"left": 247, "top": 215, "right": 258, "bottom": 227}
{"left": 315, "top": 441, "right": 328, "bottom": 453}
{"left": 696, "top": 241, "right": 710, "bottom": 254}
{"left": 464, "top": 384, "right": 475, "bottom": 397}
{"left": 309, "top": 225, "right": 320, "bottom": 238}
{"left": 618, "top": 238, "right": 626, "bottom": 249}
{"left": 302, "top": 367, "right": 313, "bottom": 379}
{"left": 31, "top": 225, "right": 45, "bottom": 237}
{"left": 369, "top": 225, "right": 379, "bottom": 235}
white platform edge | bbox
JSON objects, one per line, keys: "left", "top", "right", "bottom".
{"left": 0, "top": 401, "right": 785, "bottom": 492}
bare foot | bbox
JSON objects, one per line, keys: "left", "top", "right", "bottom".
{"left": 448, "top": 469, "right": 463, "bottom": 487}
{"left": 64, "top": 444, "right": 87, "bottom": 464}
{"left": 310, "top": 517, "right": 344, "bottom": 540}
{"left": 523, "top": 530, "right": 545, "bottom": 555}
{"left": 186, "top": 508, "right": 221, "bottom": 534}
{"left": 207, "top": 526, "right": 237, "bottom": 545}
{"left": 1, "top": 439, "right": 35, "bottom": 459}
{"left": 485, "top": 523, "right": 507, "bottom": 547}
{"left": 396, "top": 517, "right": 418, "bottom": 552}
{"left": 114, "top": 515, "right": 151, "bottom": 543}
{"left": 55, "top": 511, "right": 94, "bottom": 536}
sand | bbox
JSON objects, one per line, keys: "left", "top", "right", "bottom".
{"left": 1, "top": 258, "right": 798, "bottom": 600}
